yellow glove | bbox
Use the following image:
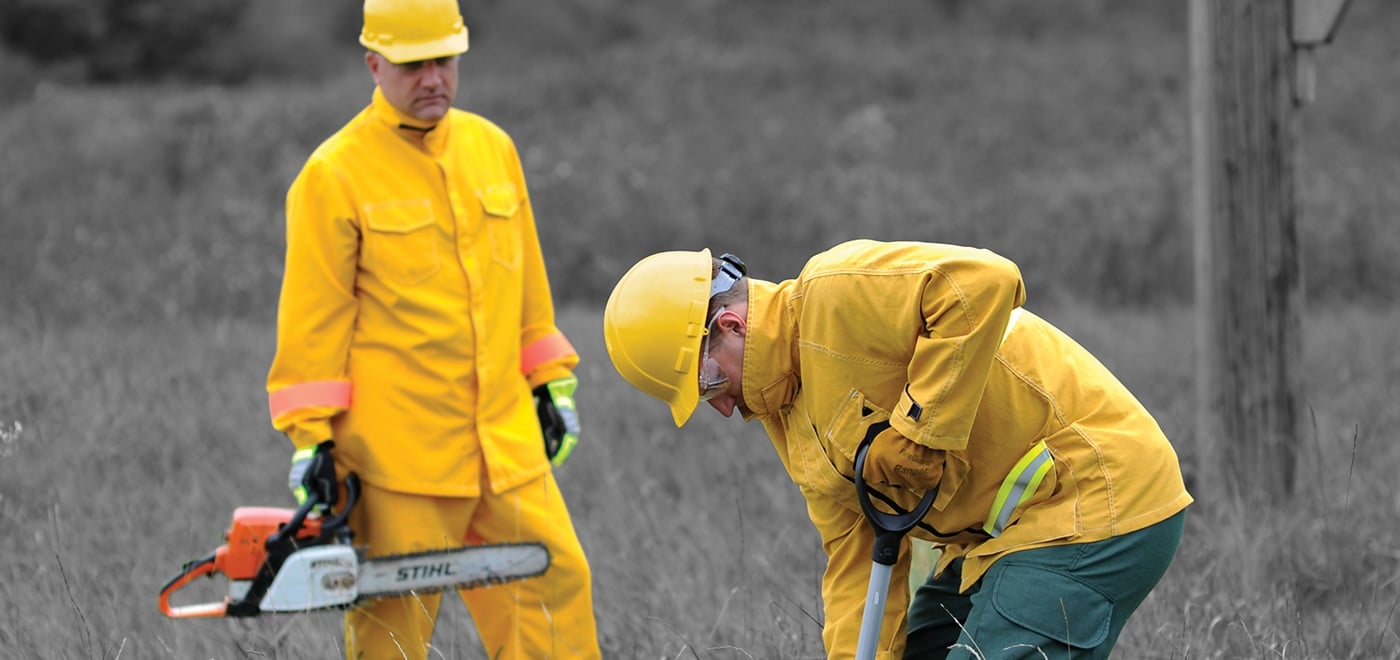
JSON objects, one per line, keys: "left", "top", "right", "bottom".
{"left": 862, "top": 425, "right": 944, "bottom": 492}
{"left": 534, "top": 375, "right": 579, "bottom": 467}
{"left": 288, "top": 441, "right": 337, "bottom": 508}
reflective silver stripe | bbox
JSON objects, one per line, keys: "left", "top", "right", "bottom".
{"left": 984, "top": 440, "right": 1053, "bottom": 537}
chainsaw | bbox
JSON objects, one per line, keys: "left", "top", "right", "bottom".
{"left": 159, "top": 472, "right": 550, "bottom": 618}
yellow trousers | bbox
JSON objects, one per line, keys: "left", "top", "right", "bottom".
{"left": 344, "top": 472, "right": 600, "bottom": 659}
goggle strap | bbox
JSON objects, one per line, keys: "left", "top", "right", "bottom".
{"left": 710, "top": 253, "right": 747, "bottom": 299}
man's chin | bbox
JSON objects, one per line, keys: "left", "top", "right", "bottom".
{"left": 411, "top": 102, "right": 450, "bottom": 123}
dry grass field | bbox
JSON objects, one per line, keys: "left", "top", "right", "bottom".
{"left": 3, "top": 303, "right": 1399, "bottom": 658}
{"left": 2, "top": 1, "right": 1398, "bottom": 658}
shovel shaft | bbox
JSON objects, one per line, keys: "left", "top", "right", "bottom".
{"left": 852, "top": 420, "right": 940, "bottom": 660}
{"left": 856, "top": 561, "right": 894, "bottom": 660}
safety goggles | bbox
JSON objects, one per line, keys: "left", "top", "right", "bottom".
{"left": 698, "top": 306, "right": 729, "bottom": 401}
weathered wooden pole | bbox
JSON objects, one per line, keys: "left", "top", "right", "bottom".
{"left": 1189, "top": 0, "right": 1309, "bottom": 502}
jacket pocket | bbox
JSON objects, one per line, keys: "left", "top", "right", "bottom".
{"left": 479, "top": 183, "right": 521, "bottom": 269}
{"left": 363, "top": 199, "right": 441, "bottom": 285}
{"left": 828, "top": 389, "right": 969, "bottom": 514}
{"left": 787, "top": 396, "right": 860, "bottom": 510}
{"left": 794, "top": 390, "right": 938, "bottom": 516}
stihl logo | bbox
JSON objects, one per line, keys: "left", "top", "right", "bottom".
{"left": 396, "top": 562, "right": 458, "bottom": 582}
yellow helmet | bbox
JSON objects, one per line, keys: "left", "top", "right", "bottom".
{"left": 604, "top": 249, "right": 728, "bottom": 427}
{"left": 605, "top": 249, "right": 748, "bottom": 426}
{"left": 360, "top": 0, "right": 470, "bottom": 64}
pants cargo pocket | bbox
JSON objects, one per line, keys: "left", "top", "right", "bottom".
{"left": 987, "top": 562, "right": 1113, "bottom": 652}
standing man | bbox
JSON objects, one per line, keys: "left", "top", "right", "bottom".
{"left": 266, "top": 0, "right": 601, "bottom": 657}
{"left": 603, "top": 240, "right": 1191, "bottom": 659}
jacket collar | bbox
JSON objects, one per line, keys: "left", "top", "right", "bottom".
{"left": 740, "top": 278, "right": 800, "bottom": 421}
{"left": 369, "top": 87, "right": 451, "bottom": 156}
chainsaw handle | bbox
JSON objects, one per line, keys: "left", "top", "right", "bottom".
{"left": 321, "top": 472, "right": 360, "bottom": 533}
{"left": 270, "top": 472, "right": 360, "bottom": 547}
{"left": 158, "top": 552, "right": 229, "bottom": 618}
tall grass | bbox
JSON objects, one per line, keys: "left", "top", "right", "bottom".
{"left": 1, "top": 304, "right": 1398, "bottom": 658}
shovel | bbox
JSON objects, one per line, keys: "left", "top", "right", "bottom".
{"left": 852, "top": 421, "right": 939, "bottom": 660}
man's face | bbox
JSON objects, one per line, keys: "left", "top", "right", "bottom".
{"left": 366, "top": 52, "right": 459, "bottom": 124}
{"left": 700, "top": 308, "right": 746, "bottom": 418}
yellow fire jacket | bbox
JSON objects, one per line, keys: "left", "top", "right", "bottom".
{"left": 267, "top": 88, "right": 577, "bottom": 497}
{"left": 738, "top": 240, "right": 1192, "bottom": 659}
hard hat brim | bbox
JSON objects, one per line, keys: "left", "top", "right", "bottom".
{"left": 667, "top": 377, "right": 702, "bottom": 427}
{"left": 361, "top": 30, "right": 469, "bottom": 64}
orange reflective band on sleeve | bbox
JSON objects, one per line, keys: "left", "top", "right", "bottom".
{"left": 268, "top": 380, "right": 352, "bottom": 419}
{"left": 520, "top": 332, "right": 577, "bottom": 375}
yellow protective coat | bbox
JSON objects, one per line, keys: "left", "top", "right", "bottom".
{"left": 267, "top": 87, "right": 577, "bottom": 497}
{"left": 738, "top": 240, "right": 1192, "bottom": 659}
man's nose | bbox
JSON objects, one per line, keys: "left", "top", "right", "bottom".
{"left": 419, "top": 61, "right": 446, "bottom": 84}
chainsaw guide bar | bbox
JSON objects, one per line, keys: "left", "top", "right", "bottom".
{"left": 354, "top": 542, "right": 552, "bottom": 600}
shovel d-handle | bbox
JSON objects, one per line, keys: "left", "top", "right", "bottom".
{"left": 853, "top": 422, "right": 938, "bottom": 564}
{"left": 158, "top": 552, "right": 228, "bottom": 618}
{"left": 852, "top": 420, "right": 939, "bottom": 660}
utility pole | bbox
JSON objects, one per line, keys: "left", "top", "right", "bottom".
{"left": 1188, "top": 0, "right": 1349, "bottom": 503}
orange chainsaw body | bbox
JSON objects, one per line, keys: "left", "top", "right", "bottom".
{"left": 159, "top": 505, "right": 328, "bottom": 618}
{"left": 216, "top": 507, "right": 322, "bottom": 579}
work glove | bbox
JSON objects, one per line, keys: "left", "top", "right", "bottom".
{"left": 288, "top": 441, "right": 337, "bottom": 509}
{"left": 861, "top": 422, "right": 944, "bottom": 492}
{"left": 534, "top": 375, "right": 579, "bottom": 467}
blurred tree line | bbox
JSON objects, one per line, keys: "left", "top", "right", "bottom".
{"left": 1, "top": 0, "right": 242, "bottom": 81}
{"left": 0, "top": 0, "right": 361, "bottom": 83}
{"left": 0, "top": 0, "right": 1177, "bottom": 85}
{"left": 0, "top": 0, "right": 1394, "bottom": 324}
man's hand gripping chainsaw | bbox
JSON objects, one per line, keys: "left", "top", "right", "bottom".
{"left": 158, "top": 473, "right": 551, "bottom": 618}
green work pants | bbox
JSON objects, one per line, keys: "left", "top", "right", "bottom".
{"left": 904, "top": 510, "right": 1186, "bottom": 659}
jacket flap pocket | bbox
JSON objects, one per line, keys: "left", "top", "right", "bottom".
{"left": 365, "top": 199, "right": 434, "bottom": 233}
{"left": 479, "top": 183, "right": 520, "bottom": 218}
{"left": 824, "top": 389, "right": 885, "bottom": 460}
{"left": 800, "top": 391, "right": 940, "bottom": 514}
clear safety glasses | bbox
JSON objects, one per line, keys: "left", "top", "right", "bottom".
{"left": 698, "top": 306, "right": 729, "bottom": 402}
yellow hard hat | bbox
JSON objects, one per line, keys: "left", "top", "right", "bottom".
{"left": 604, "top": 249, "right": 717, "bottom": 427}
{"left": 360, "top": 0, "right": 470, "bottom": 64}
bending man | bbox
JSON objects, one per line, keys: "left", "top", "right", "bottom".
{"left": 603, "top": 240, "right": 1191, "bottom": 659}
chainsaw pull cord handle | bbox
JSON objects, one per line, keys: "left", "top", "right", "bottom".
{"left": 157, "top": 551, "right": 227, "bottom": 618}
{"left": 852, "top": 420, "right": 939, "bottom": 660}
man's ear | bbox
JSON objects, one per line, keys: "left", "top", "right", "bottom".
{"left": 365, "top": 51, "right": 382, "bottom": 80}
{"left": 719, "top": 309, "right": 746, "bottom": 337}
